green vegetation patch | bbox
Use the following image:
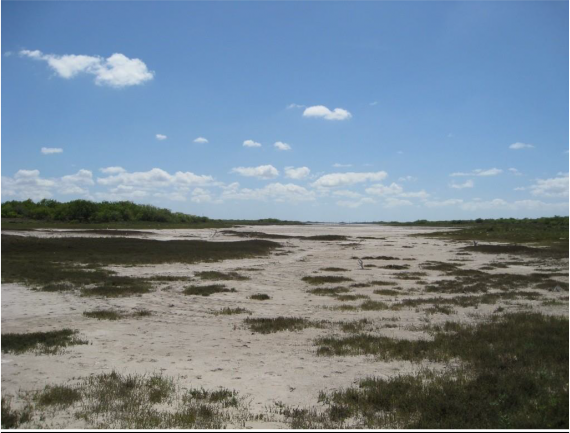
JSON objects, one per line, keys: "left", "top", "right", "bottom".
{"left": 308, "top": 313, "right": 568, "bottom": 429}
{"left": 183, "top": 285, "right": 235, "bottom": 296}
{"left": 210, "top": 307, "right": 251, "bottom": 315}
{"left": 307, "top": 287, "right": 351, "bottom": 296}
{"left": 249, "top": 293, "right": 270, "bottom": 300}
{"left": 244, "top": 317, "right": 323, "bottom": 334}
{"left": 195, "top": 271, "right": 249, "bottom": 281}
{"left": 1, "top": 329, "right": 87, "bottom": 355}
{"left": 302, "top": 275, "right": 353, "bottom": 285}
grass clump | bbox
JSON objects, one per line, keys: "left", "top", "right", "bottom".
{"left": 249, "top": 293, "right": 270, "bottom": 300}
{"left": 83, "top": 309, "right": 123, "bottom": 320}
{"left": 80, "top": 280, "right": 151, "bottom": 297}
{"left": 211, "top": 307, "right": 251, "bottom": 315}
{"left": 35, "top": 385, "right": 82, "bottom": 408}
{"left": 302, "top": 275, "right": 353, "bottom": 285}
{"left": 310, "top": 313, "right": 568, "bottom": 429}
{"left": 320, "top": 267, "right": 349, "bottom": 272}
{"left": 1, "top": 329, "right": 87, "bottom": 355}
{"left": 244, "top": 317, "right": 321, "bottom": 334}
{"left": 307, "top": 287, "right": 350, "bottom": 297}
{"left": 335, "top": 294, "right": 370, "bottom": 301}
{"left": 1, "top": 397, "right": 32, "bottom": 429}
{"left": 183, "top": 285, "right": 235, "bottom": 296}
{"left": 195, "top": 271, "right": 249, "bottom": 281}
{"left": 373, "top": 289, "right": 401, "bottom": 296}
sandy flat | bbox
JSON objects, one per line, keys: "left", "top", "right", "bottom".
{"left": 1, "top": 224, "right": 568, "bottom": 428}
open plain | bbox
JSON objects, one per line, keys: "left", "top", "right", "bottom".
{"left": 1, "top": 224, "right": 568, "bottom": 428}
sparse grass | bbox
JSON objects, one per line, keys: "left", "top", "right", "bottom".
{"left": 360, "top": 300, "right": 390, "bottom": 311}
{"left": 373, "top": 289, "right": 401, "bottom": 296}
{"left": 394, "top": 272, "right": 428, "bottom": 280}
{"left": 35, "top": 385, "right": 82, "bottom": 408}
{"left": 83, "top": 309, "right": 152, "bottom": 320}
{"left": 145, "top": 275, "right": 193, "bottom": 282}
{"left": 183, "top": 285, "right": 235, "bottom": 296}
{"left": 1, "top": 329, "right": 87, "bottom": 355}
{"left": 320, "top": 267, "right": 349, "bottom": 272}
{"left": 421, "top": 261, "right": 462, "bottom": 272}
{"left": 1, "top": 235, "right": 278, "bottom": 297}
{"left": 358, "top": 255, "right": 400, "bottom": 260}
{"left": 335, "top": 294, "right": 370, "bottom": 301}
{"left": 244, "top": 317, "right": 323, "bottom": 334}
{"left": 302, "top": 275, "right": 353, "bottom": 285}
{"left": 249, "top": 293, "right": 270, "bottom": 300}
{"left": 368, "top": 280, "right": 398, "bottom": 286}
{"left": 1, "top": 397, "right": 32, "bottom": 429}
{"left": 379, "top": 264, "right": 410, "bottom": 270}
{"left": 211, "top": 307, "right": 251, "bottom": 315}
{"left": 195, "top": 271, "right": 249, "bottom": 281}
{"left": 309, "top": 313, "right": 568, "bottom": 429}
{"left": 307, "top": 287, "right": 350, "bottom": 296}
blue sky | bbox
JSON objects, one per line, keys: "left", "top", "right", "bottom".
{"left": 2, "top": 1, "right": 568, "bottom": 221}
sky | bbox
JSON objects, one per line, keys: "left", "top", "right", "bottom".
{"left": 1, "top": 1, "right": 568, "bottom": 222}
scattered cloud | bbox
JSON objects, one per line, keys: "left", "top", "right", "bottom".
{"left": 274, "top": 141, "right": 291, "bottom": 151}
{"left": 424, "top": 199, "right": 464, "bottom": 208}
{"left": 398, "top": 175, "right": 417, "bottom": 182}
{"left": 529, "top": 174, "right": 569, "bottom": 198}
{"left": 284, "top": 166, "right": 310, "bottom": 180}
{"left": 450, "top": 179, "right": 474, "bottom": 189}
{"left": 303, "top": 105, "right": 352, "bottom": 121}
{"left": 61, "top": 169, "right": 94, "bottom": 186}
{"left": 313, "top": 171, "right": 388, "bottom": 188}
{"left": 286, "top": 103, "right": 305, "bottom": 109}
{"left": 231, "top": 165, "right": 279, "bottom": 179}
{"left": 365, "top": 183, "right": 403, "bottom": 196}
{"left": 509, "top": 142, "right": 534, "bottom": 150}
{"left": 369, "top": 101, "right": 378, "bottom": 106}
{"left": 97, "top": 168, "right": 214, "bottom": 188}
{"left": 222, "top": 182, "right": 315, "bottom": 203}
{"left": 156, "top": 134, "right": 167, "bottom": 141}
{"left": 243, "top": 139, "right": 261, "bottom": 148}
{"left": 450, "top": 168, "right": 502, "bottom": 177}
{"left": 193, "top": 137, "right": 208, "bottom": 144}
{"left": 333, "top": 163, "right": 353, "bottom": 168}
{"left": 333, "top": 190, "right": 362, "bottom": 199}
{"left": 41, "top": 147, "right": 63, "bottom": 154}
{"left": 337, "top": 197, "right": 375, "bottom": 208}
{"left": 100, "top": 166, "right": 126, "bottom": 174}
{"left": 383, "top": 197, "right": 413, "bottom": 208}
{"left": 20, "top": 49, "right": 154, "bottom": 88}
{"left": 508, "top": 168, "right": 522, "bottom": 176}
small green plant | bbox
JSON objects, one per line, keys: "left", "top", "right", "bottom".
{"left": 244, "top": 317, "right": 322, "bottom": 334}
{"left": 195, "top": 271, "right": 249, "bottom": 281}
{"left": 1, "top": 329, "right": 87, "bottom": 355}
{"left": 302, "top": 275, "right": 353, "bottom": 285}
{"left": 183, "top": 285, "right": 235, "bottom": 296}
{"left": 249, "top": 293, "right": 270, "bottom": 300}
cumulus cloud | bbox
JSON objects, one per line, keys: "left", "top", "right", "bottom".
{"left": 398, "top": 175, "right": 417, "bottom": 182}
{"left": 274, "top": 141, "right": 291, "bottom": 151}
{"left": 332, "top": 190, "right": 362, "bottom": 199}
{"left": 303, "top": 105, "right": 352, "bottom": 121}
{"left": 508, "top": 168, "right": 522, "bottom": 176}
{"left": 365, "top": 183, "right": 403, "bottom": 196}
{"left": 41, "top": 147, "right": 63, "bottom": 154}
{"left": 230, "top": 165, "right": 279, "bottom": 179}
{"left": 383, "top": 198, "right": 413, "bottom": 208}
{"left": 509, "top": 142, "right": 534, "bottom": 150}
{"left": 20, "top": 50, "right": 154, "bottom": 88}
{"left": 284, "top": 166, "right": 310, "bottom": 180}
{"left": 222, "top": 182, "right": 315, "bottom": 203}
{"left": 243, "top": 139, "right": 261, "bottom": 148}
{"left": 313, "top": 171, "right": 388, "bottom": 188}
{"left": 337, "top": 197, "right": 375, "bottom": 208}
{"left": 193, "top": 137, "right": 208, "bottom": 144}
{"left": 61, "top": 169, "right": 94, "bottom": 186}
{"left": 450, "top": 168, "right": 502, "bottom": 177}
{"left": 2, "top": 169, "right": 95, "bottom": 200}
{"left": 424, "top": 199, "right": 464, "bottom": 208}
{"left": 450, "top": 179, "right": 474, "bottom": 189}
{"left": 100, "top": 166, "right": 126, "bottom": 174}
{"left": 97, "top": 168, "right": 214, "bottom": 188}
{"left": 529, "top": 174, "right": 569, "bottom": 197}
{"left": 156, "top": 134, "right": 167, "bottom": 141}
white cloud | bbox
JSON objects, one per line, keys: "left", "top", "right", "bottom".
{"left": 529, "top": 174, "right": 569, "bottom": 198}
{"left": 274, "top": 141, "right": 291, "bottom": 151}
{"left": 509, "top": 142, "right": 534, "bottom": 150}
{"left": 223, "top": 182, "right": 315, "bottom": 203}
{"left": 156, "top": 134, "right": 167, "bottom": 141}
{"left": 190, "top": 188, "right": 213, "bottom": 203}
{"left": 61, "top": 169, "right": 94, "bottom": 186}
{"left": 41, "top": 147, "right": 63, "bottom": 154}
{"left": 193, "top": 137, "right": 209, "bottom": 144}
{"left": 333, "top": 190, "right": 362, "bottom": 199}
{"left": 383, "top": 198, "right": 413, "bottom": 208}
{"left": 333, "top": 163, "right": 353, "bottom": 168}
{"left": 303, "top": 105, "right": 352, "bottom": 121}
{"left": 398, "top": 175, "right": 417, "bottom": 182}
{"left": 284, "top": 166, "right": 310, "bottom": 180}
{"left": 313, "top": 171, "right": 388, "bottom": 188}
{"left": 287, "top": 103, "right": 305, "bottom": 109}
{"left": 450, "top": 179, "right": 474, "bottom": 189}
{"left": 337, "top": 198, "right": 375, "bottom": 208}
{"left": 450, "top": 168, "right": 502, "bottom": 177}
{"left": 20, "top": 50, "right": 154, "bottom": 88}
{"left": 231, "top": 165, "right": 279, "bottom": 179}
{"left": 365, "top": 183, "right": 403, "bottom": 196}
{"left": 508, "top": 168, "right": 522, "bottom": 176}
{"left": 97, "top": 168, "right": 214, "bottom": 188}
{"left": 243, "top": 139, "right": 261, "bottom": 148}
{"left": 100, "top": 166, "right": 126, "bottom": 174}
{"left": 424, "top": 199, "right": 464, "bottom": 208}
